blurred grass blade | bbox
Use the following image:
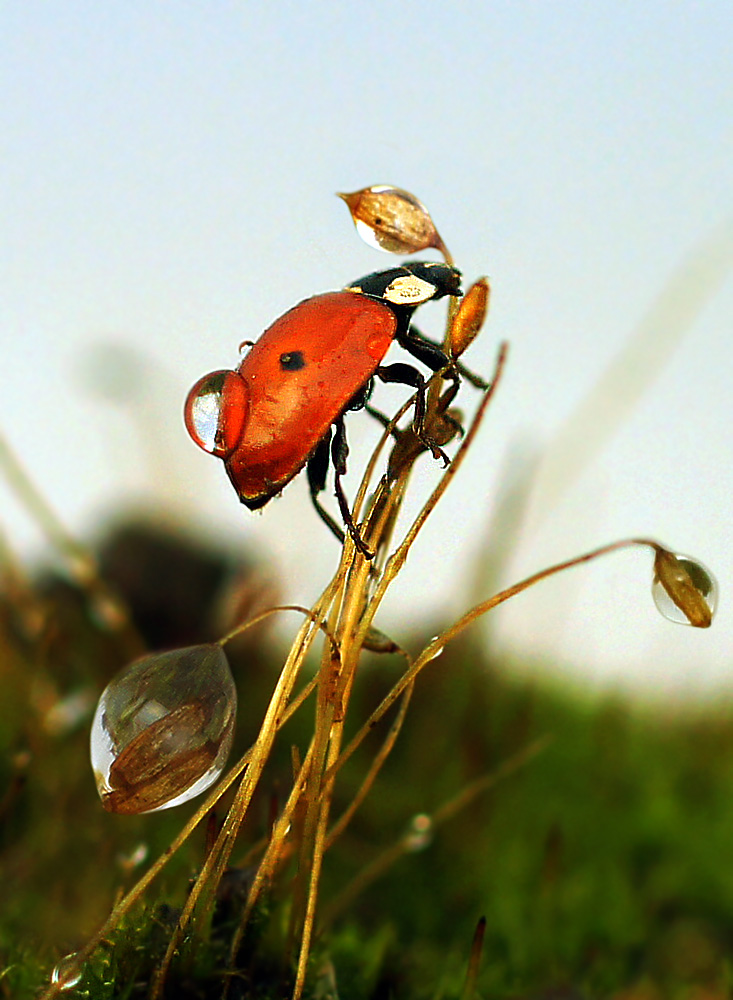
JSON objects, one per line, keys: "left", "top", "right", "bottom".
{"left": 529, "top": 220, "right": 733, "bottom": 525}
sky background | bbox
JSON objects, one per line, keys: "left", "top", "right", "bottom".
{"left": 2, "top": 2, "right": 731, "bottom": 697}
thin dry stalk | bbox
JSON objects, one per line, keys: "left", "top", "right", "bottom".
{"left": 150, "top": 581, "right": 346, "bottom": 996}
{"left": 325, "top": 679, "right": 414, "bottom": 850}
{"left": 280, "top": 330, "right": 509, "bottom": 998}
{"left": 284, "top": 335, "right": 484, "bottom": 996}
{"left": 225, "top": 741, "right": 318, "bottom": 982}
{"left": 461, "top": 916, "right": 487, "bottom": 1000}
{"left": 289, "top": 554, "right": 374, "bottom": 995}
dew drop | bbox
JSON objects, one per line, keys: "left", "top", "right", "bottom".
{"left": 116, "top": 841, "right": 149, "bottom": 873}
{"left": 184, "top": 371, "right": 228, "bottom": 453}
{"left": 51, "top": 953, "right": 82, "bottom": 990}
{"left": 424, "top": 638, "right": 445, "bottom": 662}
{"left": 90, "top": 644, "right": 237, "bottom": 814}
{"left": 404, "top": 813, "right": 433, "bottom": 852}
{"left": 184, "top": 370, "right": 249, "bottom": 458}
{"left": 338, "top": 185, "right": 447, "bottom": 255}
{"left": 354, "top": 217, "right": 394, "bottom": 253}
{"left": 652, "top": 550, "right": 719, "bottom": 628}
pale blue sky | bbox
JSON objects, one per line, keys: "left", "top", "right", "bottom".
{"left": 2, "top": 3, "right": 731, "bottom": 694}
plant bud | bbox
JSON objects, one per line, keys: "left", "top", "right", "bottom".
{"left": 338, "top": 185, "right": 448, "bottom": 256}
{"left": 449, "top": 277, "right": 490, "bottom": 359}
{"left": 651, "top": 548, "right": 718, "bottom": 628}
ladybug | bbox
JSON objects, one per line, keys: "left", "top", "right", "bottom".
{"left": 184, "top": 261, "right": 462, "bottom": 556}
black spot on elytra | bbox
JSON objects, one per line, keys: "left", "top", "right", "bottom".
{"left": 279, "top": 350, "right": 306, "bottom": 371}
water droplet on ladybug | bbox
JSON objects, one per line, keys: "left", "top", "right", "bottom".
{"left": 90, "top": 644, "right": 237, "bottom": 814}
{"left": 51, "top": 953, "right": 82, "bottom": 990}
{"left": 651, "top": 550, "right": 718, "bottom": 627}
{"left": 184, "top": 370, "right": 249, "bottom": 458}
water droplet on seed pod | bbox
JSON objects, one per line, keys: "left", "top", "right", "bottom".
{"left": 404, "top": 813, "right": 433, "bottom": 852}
{"left": 338, "top": 185, "right": 448, "bottom": 256}
{"left": 651, "top": 549, "right": 718, "bottom": 627}
{"left": 90, "top": 644, "right": 236, "bottom": 814}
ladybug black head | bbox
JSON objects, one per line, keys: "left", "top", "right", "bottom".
{"left": 346, "top": 262, "right": 462, "bottom": 309}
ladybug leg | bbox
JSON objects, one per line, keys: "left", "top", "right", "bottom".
{"left": 431, "top": 377, "right": 465, "bottom": 439}
{"left": 306, "top": 424, "right": 372, "bottom": 558}
{"left": 307, "top": 429, "right": 347, "bottom": 548}
{"left": 376, "top": 362, "right": 450, "bottom": 466}
{"left": 345, "top": 378, "right": 373, "bottom": 412}
{"left": 331, "top": 417, "right": 373, "bottom": 559}
{"left": 395, "top": 328, "right": 465, "bottom": 422}
{"left": 405, "top": 324, "right": 489, "bottom": 389}
{"left": 395, "top": 326, "right": 452, "bottom": 373}
{"left": 352, "top": 379, "right": 402, "bottom": 442}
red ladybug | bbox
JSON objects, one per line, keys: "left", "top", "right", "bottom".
{"left": 185, "top": 262, "right": 462, "bottom": 555}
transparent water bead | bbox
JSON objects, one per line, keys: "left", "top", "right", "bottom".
{"left": 404, "top": 813, "right": 433, "bottom": 852}
{"left": 652, "top": 550, "right": 719, "bottom": 628}
{"left": 51, "top": 953, "right": 82, "bottom": 990}
{"left": 338, "top": 185, "right": 447, "bottom": 255}
{"left": 90, "top": 644, "right": 236, "bottom": 814}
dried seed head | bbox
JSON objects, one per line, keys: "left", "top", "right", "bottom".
{"left": 338, "top": 185, "right": 449, "bottom": 256}
{"left": 449, "top": 277, "right": 490, "bottom": 359}
{"left": 362, "top": 626, "right": 400, "bottom": 654}
{"left": 652, "top": 548, "right": 718, "bottom": 628}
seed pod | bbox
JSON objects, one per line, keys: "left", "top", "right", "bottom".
{"left": 362, "top": 626, "right": 401, "bottom": 654}
{"left": 338, "top": 185, "right": 449, "bottom": 256}
{"left": 90, "top": 644, "right": 237, "bottom": 814}
{"left": 102, "top": 701, "right": 221, "bottom": 814}
{"left": 449, "top": 277, "right": 490, "bottom": 359}
{"left": 651, "top": 548, "right": 718, "bottom": 628}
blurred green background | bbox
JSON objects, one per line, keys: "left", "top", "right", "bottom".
{"left": 2, "top": 517, "right": 732, "bottom": 998}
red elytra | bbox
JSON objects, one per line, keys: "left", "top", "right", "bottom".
{"left": 185, "top": 291, "right": 397, "bottom": 507}
{"left": 185, "top": 260, "right": 467, "bottom": 556}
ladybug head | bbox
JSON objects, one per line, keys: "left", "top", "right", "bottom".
{"left": 184, "top": 369, "right": 250, "bottom": 459}
{"left": 347, "top": 261, "right": 462, "bottom": 309}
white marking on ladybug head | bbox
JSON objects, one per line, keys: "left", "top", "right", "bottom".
{"left": 383, "top": 275, "right": 436, "bottom": 306}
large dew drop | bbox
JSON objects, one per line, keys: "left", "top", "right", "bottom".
{"left": 651, "top": 550, "right": 719, "bottom": 628}
{"left": 338, "top": 185, "right": 447, "bottom": 255}
{"left": 50, "top": 953, "right": 82, "bottom": 990}
{"left": 90, "top": 644, "right": 237, "bottom": 814}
